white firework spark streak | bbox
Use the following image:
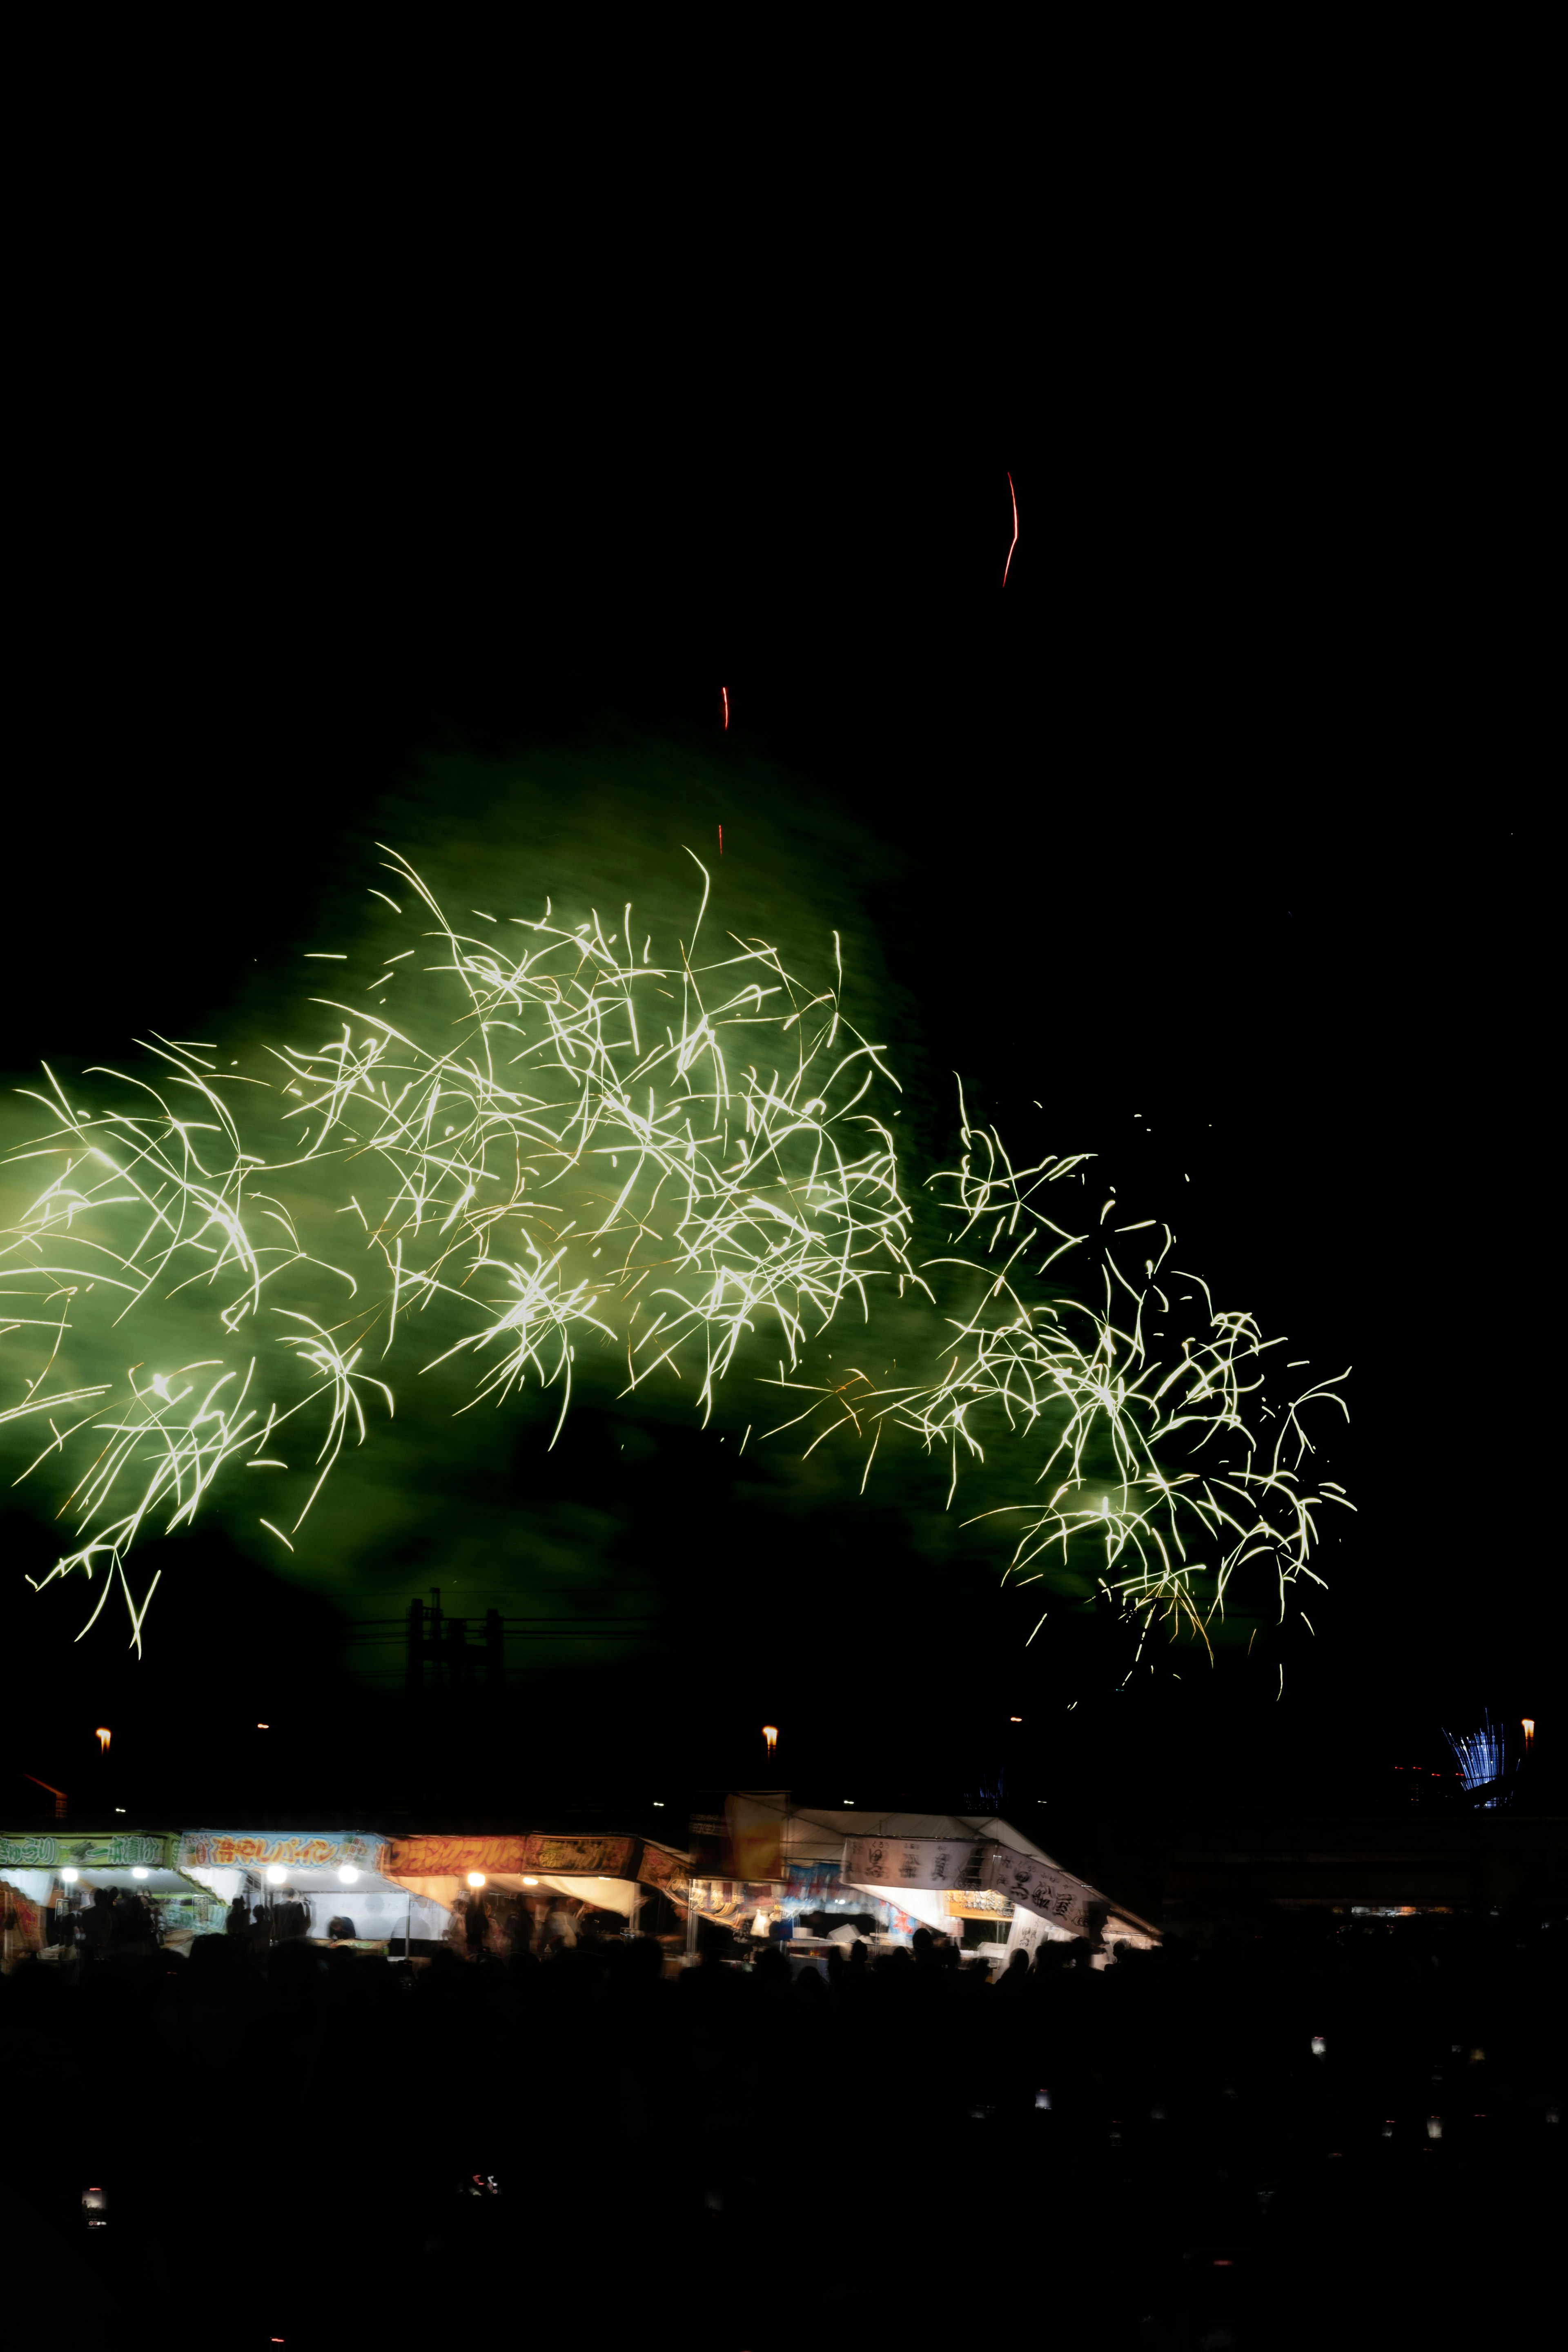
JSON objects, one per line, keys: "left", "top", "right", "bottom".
{"left": 2, "top": 855, "right": 920, "bottom": 1641}
{"left": 777, "top": 1094, "right": 1352, "bottom": 1662}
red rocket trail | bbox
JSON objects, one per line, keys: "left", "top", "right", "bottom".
{"left": 1003, "top": 472, "right": 1018, "bottom": 587}
{"left": 721, "top": 686, "right": 729, "bottom": 729}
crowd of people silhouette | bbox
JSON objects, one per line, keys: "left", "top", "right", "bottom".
{"left": 0, "top": 1901, "right": 1560, "bottom": 2342}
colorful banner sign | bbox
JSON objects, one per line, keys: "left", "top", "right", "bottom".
{"left": 635, "top": 1842, "right": 690, "bottom": 1903}
{"left": 688, "top": 1794, "right": 784, "bottom": 1882}
{"left": 1, "top": 1832, "right": 166, "bottom": 1871}
{"left": 841, "top": 1836, "right": 984, "bottom": 1891}
{"left": 385, "top": 1833, "right": 636, "bottom": 1879}
{"left": 177, "top": 1830, "right": 387, "bottom": 1874}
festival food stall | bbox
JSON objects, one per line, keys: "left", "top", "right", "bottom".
{"left": 381, "top": 1831, "right": 692, "bottom": 1956}
{"left": 686, "top": 1794, "right": 929, "bottom": 1955}
{"left": 175, "top": 1827, "right": 430, "bottom": 1948}
{"left": 686, "top": 1797, "right": 1160, "bottom": 1967}
{"left": 1, "top": 1828, "right": 218, "bottom": 1964}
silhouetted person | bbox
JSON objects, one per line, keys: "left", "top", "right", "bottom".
{"left": 114, "top": 1890, "right": 151, "bottom": 1956}
{"left": 272, "top": 1884, "right": 308, "bottom": 1942}
{"left": 695, "top": 1919, "right": 735, "bottom": 1967}
{"left": 753, "top": 1944, "right": 791, "bottom": 1993}
{"left": 326, "top": 1915, "right": 357, "bottom": 1943}
{"left": 226, "top": 1896, "right": 249, "bottom": 1937}
{"left": 82, "top": 1886, "right": 117, "bottom": 1957}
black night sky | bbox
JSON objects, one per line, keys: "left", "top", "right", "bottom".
{"left": 1, "top": 364, "right": 1548, "bottom": 1833}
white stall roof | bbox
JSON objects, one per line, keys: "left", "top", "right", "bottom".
{"left": 728, "top": 1798, "right": 1059, "bottom": 1870}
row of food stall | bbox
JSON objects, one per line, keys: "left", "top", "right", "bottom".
{"left": 3, "top": 1804, "right": 1158, "bottom": 1971}
{"left": 0, "top": 1823, "right": 695, "bottom": 1969}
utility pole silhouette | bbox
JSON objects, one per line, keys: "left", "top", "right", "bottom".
{"left": 404, "top": 1592, "right": 508, "bottom": 1804}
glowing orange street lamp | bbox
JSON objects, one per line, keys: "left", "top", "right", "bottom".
{"left": 1523, "top": 1717, "right": 1535, "bottom": 1750}
{"left": 762, "top": 1724, "right": 778, "bottom": 1757}
{"left": 96, "top": 1728, "right": 111, "bottom": 1755}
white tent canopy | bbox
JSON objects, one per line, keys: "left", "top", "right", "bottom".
{"left": 735, "top": 1802, "right": 1059, "bottom": 1869}
{"left": 392, "top": 1872, "right": 643, "bottom": 1922}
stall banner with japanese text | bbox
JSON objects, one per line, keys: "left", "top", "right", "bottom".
{"left": 839, "top": 1836, "right": 1100, "bottom": 1938}
{"left": 178, "top": 1830, "right": 388, "bottom": 1874}
{"left": 385, "top": 1833, "right": 635, "bottom": 1879}
{"left": 1, "top": 1832, "right": 167, "bottom": 1871}
{"left": 981, "top": 1846, "right": 1098, "bottom": 1936}
{"left": 841, "top": 1837, "right": 984, "bottom": 1891}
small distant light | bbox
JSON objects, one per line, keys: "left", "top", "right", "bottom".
{"left": 466, "top": 1871, "right": 486, "bottom": 1890}
{"left": 266, "top": 1865, "right": 287, "bottom": 1886}
{"left": 653, "top": 1800, "right": 664, "bottom": 1806}
{"left": 114, "top": 1808, "right": 125, "bottom": 1814}
{"left": 1426, "top": 2115, "right": 1444, "bottom": 2140}
{"left": 61, "top": 1868, "right": 79, "bottom": 1883}
{"left": 523, "top": 1876, "right": 539, "bottom": 1886}
{"left": 257, "top": 1723, "right": 269, "bottom": 1729}
{"left": 337, "top": 1865, "right": 359, "bottom": 1885}
{"left": 1009, "top": 1716, "right": 1022, "bottom": 1722}
{"left": 1311, "top": 2035, "right": 1327, "bottom": 2057}
{"left": 131, "top": 1866, "right": 149, "bottom": 1881}
{"left": 844, "top": 1800, "right": 854, "bottom": 1806}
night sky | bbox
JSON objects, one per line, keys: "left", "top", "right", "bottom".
{"left": 2, "top": 392, "right": 1546, "bottom": 1830}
